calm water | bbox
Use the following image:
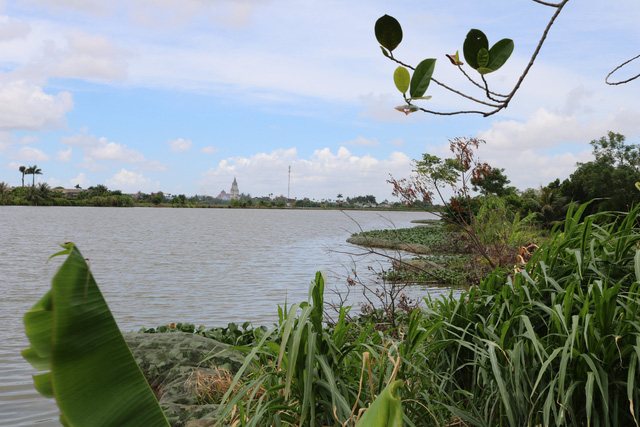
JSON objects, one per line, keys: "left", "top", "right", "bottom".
{"left": 0, "top": 206, "right": 451, "bottom": 425}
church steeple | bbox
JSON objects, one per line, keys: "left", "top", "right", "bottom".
{"left": 230, "top": 177, "right": 239, "bottom": 200}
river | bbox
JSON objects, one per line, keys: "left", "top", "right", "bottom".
{"left": 0, "top": 206, "right": 453, "bottom": 425}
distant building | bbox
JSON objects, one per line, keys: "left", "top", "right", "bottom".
{"left": 53, "top": 188, "right": 86, "bottom": 197}
{"left": 230, "top": 177, "right": 239, "bottom": 200}
{"left": 216, "top": 178, "right": 240, "bottom": 201}
{"left": 216, "top": 190, "right": 231, "bottom": 200}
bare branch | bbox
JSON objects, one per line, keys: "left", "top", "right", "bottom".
{"left": 531, "top": 0, "right": 565, "bottom": 6}
{"left": 606, "top": 53, "right": 640, "bottom": 85}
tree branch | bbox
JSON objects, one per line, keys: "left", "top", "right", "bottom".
{"left": 606, "top": 53, "right": 640, "bottom": 85}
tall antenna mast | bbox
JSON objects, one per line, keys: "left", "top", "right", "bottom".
{"left": 287, "top": 165, "right": 291, "bottom": 200}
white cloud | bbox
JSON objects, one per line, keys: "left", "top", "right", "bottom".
{"left": 61, "top": 130, "right": 147, "bottom": 169}
{"left": 45, "top": 177, "right": 61, "bottom": 187}
{"left": 199, "top": 147, "right": 412, "bottom": 200}
{"left": 14, "top": 145, "right": 50, "bottom": 161}
{"left": 168, "top": 137, "right": 192, "bottom": 152}
{"left": 345, "top": 136, "right": 380, "bottom": 147}
{"left": 478, "top": 107, "right": 640, "bottom": 151}
{"left": 69, "top": 172, "right": 89, "bottom": 188}
{"left": 200, "top": 145, "right": 218, "bottom": 154}
{"left": 56, "top": 146, "right": 72, "bottom": 162}
{"left": 48, "top": 29, "right": 130, "bottom": 80}
{"left": 19, "top": 135, "right": 39, "bottom": 144}
{"left": 20, "top": 0, "right": 109, "bottom": 17}
{"left": 0, "top": 16, "right": 30, "bottom": 41}
{"left": 106, "top": 168, "right": 159, "bottom": 193}
{"left": 0, "top": 80, "right": 73, "bottom": 131}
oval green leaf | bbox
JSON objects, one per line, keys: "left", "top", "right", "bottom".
{"left": 409, "top": 58, "right": 436, "bottom": 98}
{"left": 393, "top": 66, "right": 410, "bottom": 94}
{"left": 487, "top": 38, "right": 514, "bottom": 72}
{"left": 375, "top": 15, "right": 403, "bottom": 52}
{"left": 463, "top": 29, "right": 488, "bottom": 70}
{"left": 477, "top": 48, "right": 489, "bottom": 68}
{"left": 477, "top": 67, "right": 494, "bottom": 75}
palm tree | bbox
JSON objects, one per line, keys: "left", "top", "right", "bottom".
{"left": 37, "top": 182, "right": 51, "bottom": 199}
{"left": 19, "top": 165, "right": 26, "bottom": 187}
{"left": 26, "top": 165, "right": 42, "bottom": 187}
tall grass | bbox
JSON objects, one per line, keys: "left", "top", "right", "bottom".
{"left": 214, "top": 204, "right": 640, "bottom": 426}
{"left": 424, "top": 203, "right": 640, "bottom": 425}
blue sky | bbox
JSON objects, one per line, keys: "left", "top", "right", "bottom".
{"left": 0, "top": 0, "right": 639, "bottom": 201}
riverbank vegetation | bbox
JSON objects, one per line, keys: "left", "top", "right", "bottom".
{"left": 25, "top": 202, "right": 640, "bottom": 425}
{"left": 348, "top": 132, "right": 640, "bottom": 288}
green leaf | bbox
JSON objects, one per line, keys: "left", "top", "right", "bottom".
{"left": 380, "top": 46, "right": 390, "bottom": 58}
{"left": 477, "top": 48, "right": 489, "bottom": 68}
{"left": 487, "top": 38, "right": 514, "bottom": 72}
{"left": 477, "top": 67, "right": 493, "bottom": 75}
{"left": 22, "top": 243, "right": 170, "bottom": 426}
{"left": 393, "top": 66, "right": 410, "bottom": 94}
{"left": 409, "top": 58, "right": 436, "bottom": 98}
{"left": 33, "top": 373, "right": 54, "bottom": 399}
{"left": 463, "top": 29, "right": 488, "bottom": 70}
{"left": 356, "top": 380, "right": 404, "bottom": 426}
{"left": 375, "top": 15, "right": 403, "bottom": 52}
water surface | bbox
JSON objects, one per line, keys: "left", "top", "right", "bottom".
{"left": 0, "top": 206, "right": 452, "bottom": 425}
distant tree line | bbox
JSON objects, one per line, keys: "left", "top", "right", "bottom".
{"left": 0, "top": 182, "right": 134, "bottom": 207}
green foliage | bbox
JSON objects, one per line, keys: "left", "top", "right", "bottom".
{"left": 393, "top": 66, "right": 410, "bottom": 94}
{"left": 420, "top": 204, "right": 640, "bottom": 425}
{"left": 561, "top": 132, "right": 640, "bottom": 214}
{"left": 463, "top": 29, "right": 513, "bottom": 74}
{"left": 356, "top": 381, "right": 404, "bottom": 427}
{"left": 216, "top": 272, "right": 407, "bottom": 426}
{"left": 409, "top": 58, "right": 436, "bottom": 98}
{"left": 22, "top": 243, "right": 169, "bottom": 426}
{"left": 471, "top": 167, "right": 512, "bottom": 196}
{"left": 374, "top": 14, "right": 402, "bottom": 53}
{"left": 140, "top": 321, "right": 268, "bottom": 348}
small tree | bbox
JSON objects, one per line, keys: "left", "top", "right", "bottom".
{"left": 19, "top": 165, "right": 26, "bottom": 187}
{"left": 388, "top": 137, "right": 519, "bottom": 270}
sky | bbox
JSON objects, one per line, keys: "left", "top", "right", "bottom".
{"left": 0, "top": 0, "right": 639, "bottom": 202}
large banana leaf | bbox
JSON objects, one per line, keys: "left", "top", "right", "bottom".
{"left": 356, "top": 380, "right": 404, "bottom": 426}
{"left": 22, "top": 243, "right": 169, "bottom": 426}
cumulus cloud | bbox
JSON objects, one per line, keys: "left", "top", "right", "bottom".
{"left": 106, "top": 168, "right": 159, "bottom": 193}
{"left": 168, "top": 137, "right": 192, "bottom": 152}
{"left": 0, "top": 80, "right": 73, "bottom": 131}
{"left": 478, "top": 107, "right": 640, "bottom": 151}
{"left": 200, "top": 145, "right": 218, "bottom": 154}
{"left": 14, "top": 145, "right": 50, "bottom": 161}
{"left": 199, "top": 147, "right": 412, "bottom": 200}
{"left": 56, "top": 146, "right": 72, "bottom": 162}
{"left": 69, "top": 172, "right": 89, "bottom": 188}
{"left": 61, "top": 130, "right": 147, "bottom": 169}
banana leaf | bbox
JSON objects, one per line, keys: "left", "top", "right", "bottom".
{"left": 22, "top": 243, "right": 169, "bottom": 426}
{"left": 356, "top": 380, "right": 404, "bottom": 426}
